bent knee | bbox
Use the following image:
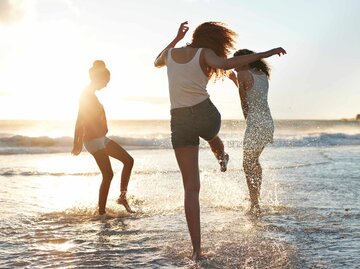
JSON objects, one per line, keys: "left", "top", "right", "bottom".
{"left": 125, "top": 156, "right": 134, "bottom": 168}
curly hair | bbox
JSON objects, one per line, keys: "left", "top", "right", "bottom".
{"left": 190, "top": 22, "right": 237, "bottom": 80}
{"left": 234, "top": 49, "right": 271, "bottom": 78}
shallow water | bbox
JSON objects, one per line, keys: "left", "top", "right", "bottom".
{"left": 1, "top": 145, "right": 359, "bottom": 268}
{"left": 0, "top": 120, "right": 359, "bottom": 268}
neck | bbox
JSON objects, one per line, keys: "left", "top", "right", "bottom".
{"left": 88, "top": 82, "right": 102, "bottom": 92}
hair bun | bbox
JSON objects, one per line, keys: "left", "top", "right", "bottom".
{"left": 92, "top": 60, "right": 106, "bottom": 69}
{"left": 89, "top": 60, "right": 110, "bottom": 81}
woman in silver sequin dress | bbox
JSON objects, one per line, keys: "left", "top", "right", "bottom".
{"left": 232, "top": 49, "right": 279, "bottom": 216}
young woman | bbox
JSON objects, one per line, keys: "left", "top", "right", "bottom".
{"left": 72, "top": 60, "right": 135, "bottom": 218}
{"left": 232, "top": 49, "right": 275, "bottom": 216}
{"left": 154, "top": 21, "right": 286, "bottom": 260}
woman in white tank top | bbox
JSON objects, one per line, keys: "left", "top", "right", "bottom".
{"left": 155, "top": 21, "right": 286, "bottom": 261}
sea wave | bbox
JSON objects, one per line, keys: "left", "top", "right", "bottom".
{"left": 0, "top": 169, "right": 100, "bottom": 177}
{"left": 273, "top": 132, "right": 360, "bottom": 147}
{"left": 0, "top": 135, "right": 172, "bottom": 155}
{"left": 0, "top": 133, "right": 359, "bottom": 154}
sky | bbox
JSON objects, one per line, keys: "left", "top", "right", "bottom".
{"left": 0, "top": 0, "right": 359, "bottom": 120}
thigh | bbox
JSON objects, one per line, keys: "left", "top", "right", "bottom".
{"left": 93, "top": 149, "right": 113, "bottom": 177}
{"left": 171, "top": 113, "right": 199, "bottom": 148}
{"left": 105, "top": 139, "right": 132, "bottom": 163}
{"left": 197, "top": 103, "right": 221, "bottom": 141}
{"left": 174, "top": 146, "right": 200, "bottom": 191}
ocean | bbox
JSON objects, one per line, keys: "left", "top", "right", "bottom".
{"left": 0, "top": 119, "right": 359, "bottom": 268}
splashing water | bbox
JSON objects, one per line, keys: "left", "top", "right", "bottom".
{"left": 0, "top": 120, "right": 359, "bottom": 268}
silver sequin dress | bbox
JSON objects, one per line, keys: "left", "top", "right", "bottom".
{"left": 243, "top": 70, "right": 274, "bottom": 151}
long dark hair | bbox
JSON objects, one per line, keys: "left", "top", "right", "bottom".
{"left": 234, "top": 49, "right": 271, "bottom": 78}
{"left": 190, "top": 22, "right": 237, "bottom": 80}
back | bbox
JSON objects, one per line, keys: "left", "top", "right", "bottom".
{"left": 246, "top": 70, "right": 273, "bottom": 126}
{"left": 166, "top": 48, "right": 209, "bottom": 109}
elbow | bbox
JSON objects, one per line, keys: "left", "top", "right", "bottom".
{"left": 222, "top": 62, "right": 232, "bottom": 70}
{"left": 219, "top": 60, "right": 233, "bottom": 70}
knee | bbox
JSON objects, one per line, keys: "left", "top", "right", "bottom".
{"left": 103, "top": 169, "right": 114, "bottom": 182}
{"left": 185, "top": 189, "right": 200, "bottom": 201}
{"left": 125, "top": 155, "right": 134, "bottom": 168}
{"left": 243, "top": 159, "right": 256, "bottom": 174}
{"left": 185, "top": 183, "right": 200, "bottom": 194}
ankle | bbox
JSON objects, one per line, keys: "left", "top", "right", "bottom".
{"left": 120, "top": 190, "right": 127, "bottom": 198}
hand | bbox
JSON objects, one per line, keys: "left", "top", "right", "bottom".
{"left": 175, "top": 21, "right": 189, "bottom": 41}
{"left": 71, "top": 143, "right": 82, "bottom": 156}
{"left": 270, "top": 47, "right": 287, "bottom": 57}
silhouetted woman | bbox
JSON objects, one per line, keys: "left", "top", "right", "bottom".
{"left": 72, "top": 60, "right": 134, "bottom": 218}
{"left": 154, "top": 21, "right": 286, "bottom": 260}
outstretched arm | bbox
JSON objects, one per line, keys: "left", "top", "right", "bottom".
{"left": 204, "top": 47, "right": 287, "bottom": 70}
{"left": 154, "top": 21, "right": 189, "bottom": 68}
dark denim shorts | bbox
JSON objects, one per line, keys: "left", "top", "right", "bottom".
{"left": 170, "top": 98, "right": 221, "bottom": 149}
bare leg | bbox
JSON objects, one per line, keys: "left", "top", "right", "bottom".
{"left": 207, "top": 135, "right": 229, "bottom": 172}
{"left": 174, "top": 146, "right": 201, "bottom": 261}
{"left": 105, "top": 140, "right": 134, "bottom": 213}
{"left": 93, "top": 150, "right": 114, "bottom": 215}
{"left": 243, "top": 146, "right": 264, "bottom": 215}
{"left": 254, "top": 158, "right": 262, "bottom": 199}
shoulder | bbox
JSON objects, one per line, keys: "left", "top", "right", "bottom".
{"left": 201, "top": 48, "right": 221, "bottom": 65}
{"left": 236, "top": 70, "right": 252, "bottom": 82}
{"left": 80, "top": 89, "right": 97, "bottom": 105}
{"left": 202, "top": 48, "right": 215, "bottom": 56}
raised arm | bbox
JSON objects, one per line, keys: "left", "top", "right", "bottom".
{"left": 154, "top": 21, "right": 189, "bottom": 68}
{"left": 204, "top": 47, "right": 286, "bottom": 70}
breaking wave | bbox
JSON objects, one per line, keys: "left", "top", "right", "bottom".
{"left": 0, "top": 132, "right": 359, "bottom": 155}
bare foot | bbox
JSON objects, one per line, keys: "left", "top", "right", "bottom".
{"left": 116, "top": 196, "right": 135, "bottom": 213}
{"left": 247, "top": 203, "right": 261, "bottom": 217}
{"left": 219, "top": 153, "right": 229, "bottom": 172}
{"left": 97, "top": 213, "right": 109, "bottom": 221}
{"left": 191, "top": 250, "right": 202, "bottom": 262}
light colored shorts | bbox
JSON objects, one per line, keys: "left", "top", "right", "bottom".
{"left": 84, "top": 136, "right": 111, "bottom": 155}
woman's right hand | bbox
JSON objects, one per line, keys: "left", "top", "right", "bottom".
{"left": 71, "top": 138, "right": 83, "bottom": 156}
{"left": 71, "top": 145, "right": 82, "bottom": 156}
{"left": 175, "top": 21, "right": 189, "bottom": 41}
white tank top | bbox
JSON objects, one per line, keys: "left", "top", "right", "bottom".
{"left": 166, "top": 48, "right": 210, "bottom": 109}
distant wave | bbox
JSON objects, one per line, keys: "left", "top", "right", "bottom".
{"left": 0, "top": 169, "right": 100, "bottom": 177}
{"left": 0, "top": 133, "right": 359, "bottom": 155}
{"left": 0, "top": 135, "right": 172, "bottom": 155}
{"left": 273, "top": 133, "right": 360, "bottom": 147}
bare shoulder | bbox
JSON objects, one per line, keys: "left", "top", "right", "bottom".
{"left": 236, "top": 70, "right": 252, "bottom": 82}
{"left": 236, "top": 70, "right": 254, "bottom": 91}
{"left": 162, "top": 47, "right": 171, "bottom": 59}
{"left": 202, "top": 48, "right": 215, "bottom": 56}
